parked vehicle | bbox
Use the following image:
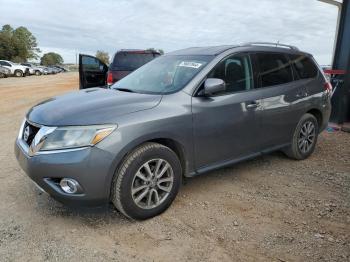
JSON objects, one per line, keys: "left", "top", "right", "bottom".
{"left": 53, "top": 65, "right": 68, "bottom": 72}
{"left": 0, "top": 60, "right": 29, "bottom": 77}
{"left": 21, "top": 63, "right": 44, "bottom": 76}
{"left": 79, "top": 49, "right": 161, "bottom": 88}
{"left": 34, "top": 66, "right": 48, "bottom": 75}
{"left": 0, "top": 66, "right": 11, "bottom": 78}
{"left": 48, "top": 66, "right": 62, "bottom": 74}
{"left": 15, "top": 43, "right": 331, "bottom": 220}
{"left": 41, "top": 66, "right": 55, "bottom": 74}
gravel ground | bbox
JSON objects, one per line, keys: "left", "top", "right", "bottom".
{"left": 0, "top": 73, "right": 349, "bottom": 262}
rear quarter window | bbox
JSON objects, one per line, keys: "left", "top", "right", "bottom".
{"left": 289, "top": 54, "right": 318, "bottom": 79}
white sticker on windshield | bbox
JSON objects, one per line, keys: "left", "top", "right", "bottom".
{"left": 179, "top": 61, "right": 202, "bottom": 69}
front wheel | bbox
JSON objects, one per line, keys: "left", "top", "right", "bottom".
{"left": 14, "top": 70, "right": 23, "bottom": 77}
{"left": 35, "top": 70, "right": 41, "bottom": 76}
{"left": 284, "top": 113, "right": 319, "bottom": 160}
{"left": 111, "top": 143, "right": 182, "bottom": 220}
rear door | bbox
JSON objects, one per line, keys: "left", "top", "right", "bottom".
{"left": 252, "top": 52, "right": 307, "bottom": 148}
{"left": 79, "top": 54, "right": 108, "bottom": 89}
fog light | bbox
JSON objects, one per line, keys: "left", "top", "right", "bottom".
{"left": 60, "top": 178, "right": 80, "bottom": 194}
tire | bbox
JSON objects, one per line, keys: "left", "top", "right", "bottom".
{"left": 35, "top": 70, "right": 41, "bottom": 76}
{"left": 111, "top": 142, "right": 182, "bottom": 220}
{"left": 14, "top": 70, "right": 23, "bottom": 77}
{"left": 0, "top": 73, "right": 4, "bottom": 78}
{"left": 284, "top": 113, "right": 319, "bottom": 160}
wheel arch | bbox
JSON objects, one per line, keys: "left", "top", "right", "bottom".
{"left": 306, "top": 108, "right": 323, "bottom": 130}
{"left": 148, "top": 138, "right": 187, "bottom": 177}
{"left": 106, "top": 135, "right": 190, "bottom": 200}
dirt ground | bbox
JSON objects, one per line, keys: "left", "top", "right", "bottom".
{"left": 0, "top": 73, "right": 349, "bottom": 262}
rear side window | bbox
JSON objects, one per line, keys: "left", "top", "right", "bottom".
{"left": 256, "top": 53, "right": 293, "bottom": 88}
{"left": 111, "top": 52, "right": 160, "bottom": 70}
{"left": 289, "top": 55, "right": 318, "bottom": 79}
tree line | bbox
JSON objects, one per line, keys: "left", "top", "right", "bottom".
{"left": 0, "top": 24, "right": 63, "bottom": 65}
{"left": 1, "top": 24, "right": 165, "bottom": 67}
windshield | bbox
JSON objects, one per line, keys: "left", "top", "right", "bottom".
{"left": 111, "top": 55, "right": 213, "bottom": 94}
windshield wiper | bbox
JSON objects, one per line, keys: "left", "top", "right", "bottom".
{"left": 114, "top": 88, "right": 135, "bottom": 93}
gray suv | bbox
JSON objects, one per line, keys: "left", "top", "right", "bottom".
{"left": 15, "top": 43, "right": 331, "bottom": 220}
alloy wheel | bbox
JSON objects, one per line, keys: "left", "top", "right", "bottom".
{"left": 298, "top": 121, "right": 315, "bottom": 153}
{"left": 131, "top": 159, "right": 174, "bottom": 209}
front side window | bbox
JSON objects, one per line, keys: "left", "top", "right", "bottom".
{"left": 289, "top": 54, "right": 318, "bottom": 79}
{"left": 0, "top": 61, "right": 11, "bottom": 66}
{"left": 82, "top": 56, "right": 104, "bottom": 72}
{"left": 207, "top": 54, "right": 253, "bottom": 93}
{"left": 256, "top": 53, "right": 293, "bottom": 88}
{"left": 112, "top": 55, "right": 213, "bottom": 94}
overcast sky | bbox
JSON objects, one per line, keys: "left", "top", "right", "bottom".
{"left": 0, "top": 0, "right": 338, "bottom": 64}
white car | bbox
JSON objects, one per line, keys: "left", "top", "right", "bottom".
{"left": 21, "top": 63, "right": 45, "bottom": 76}
{"left": 0, "top": 60, "right": 29, "bottom": 77}
{"left": 37, "top": 66, "right": 49, "bottom": 75}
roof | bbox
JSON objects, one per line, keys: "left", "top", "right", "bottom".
{"left": 167, "top": 45, "right": 238, "bottom": 56}
{"left": 118, "top": 49, "right": 161, "bottom": 54}
{"left": 167, "top": 42, "right": 309, "bottom": 56}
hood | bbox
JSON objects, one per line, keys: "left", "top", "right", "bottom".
{"left": 27, "top": 88, "right": 161, "bottom": 126}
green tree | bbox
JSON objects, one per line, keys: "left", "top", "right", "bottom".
{"left": 0, "top": 25, "right": 15, "bottom": 60}
{"left": 95, "top": 50, "right": 110, "bottom": 64}
{"left": 40, "top": 52, "right": 63, "bottom": 66}
{"left": 0, "top": 24, "right": 40, "bottom": 62}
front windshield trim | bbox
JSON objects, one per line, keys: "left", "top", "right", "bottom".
{"left": 111, "top": 54, "right": 214, "bottom": 95}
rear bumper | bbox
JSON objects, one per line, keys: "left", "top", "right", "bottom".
{"left": 14, "top": 139, "right": 115, "bottom": 207}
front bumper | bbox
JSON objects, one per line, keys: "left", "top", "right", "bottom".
{"left": 14, "top": 139, "right": 115, "bottom": 207}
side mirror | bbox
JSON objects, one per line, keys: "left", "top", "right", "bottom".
{"left": 204, "top": 78, "right": 225, "bottom": 95}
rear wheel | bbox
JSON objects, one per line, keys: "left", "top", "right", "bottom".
{"left": 111, "top": 142, "right": 182, "bottom": 220}
{"left": 284, "top": 113, "right": 319, "bottom": 160}
{"left": 0, "top": 73, "right": 5, "bottom": 78}
{"left": 35, "top": 70, "right": 41, "bottom": 76}
{"left": 14, "top": 70, "right": 23, "bottom": 77}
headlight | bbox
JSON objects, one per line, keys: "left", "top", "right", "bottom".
{"left": 40, "top": 125, "right": 116, "bottom": 151}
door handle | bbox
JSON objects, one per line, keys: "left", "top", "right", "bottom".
{"left": 246, "top": 101, "right": 260, "bottom": 109}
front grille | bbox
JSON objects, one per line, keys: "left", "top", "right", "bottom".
{"left": 22, "top": 121, "right": 40, "bottom": 146}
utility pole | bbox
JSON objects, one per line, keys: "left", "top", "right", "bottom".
{"left": 75, "top": 51, "right": 78, "bottom": 66}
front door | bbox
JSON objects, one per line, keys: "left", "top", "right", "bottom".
{"left": 192, "top": 53, "right": 264, "bottom": 170}
{"left": 79, "top": 54, "right": 108, "bottom": 89}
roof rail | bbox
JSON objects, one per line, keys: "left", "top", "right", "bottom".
{"left": 242, "top": 42, "right": 299, "bottom": 51}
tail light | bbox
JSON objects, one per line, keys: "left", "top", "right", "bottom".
{"left": 324, "top": 82, "right": 332, "bottom": 93}
{"left": 107, "top": 71, "right": 113, "bottom": 85}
